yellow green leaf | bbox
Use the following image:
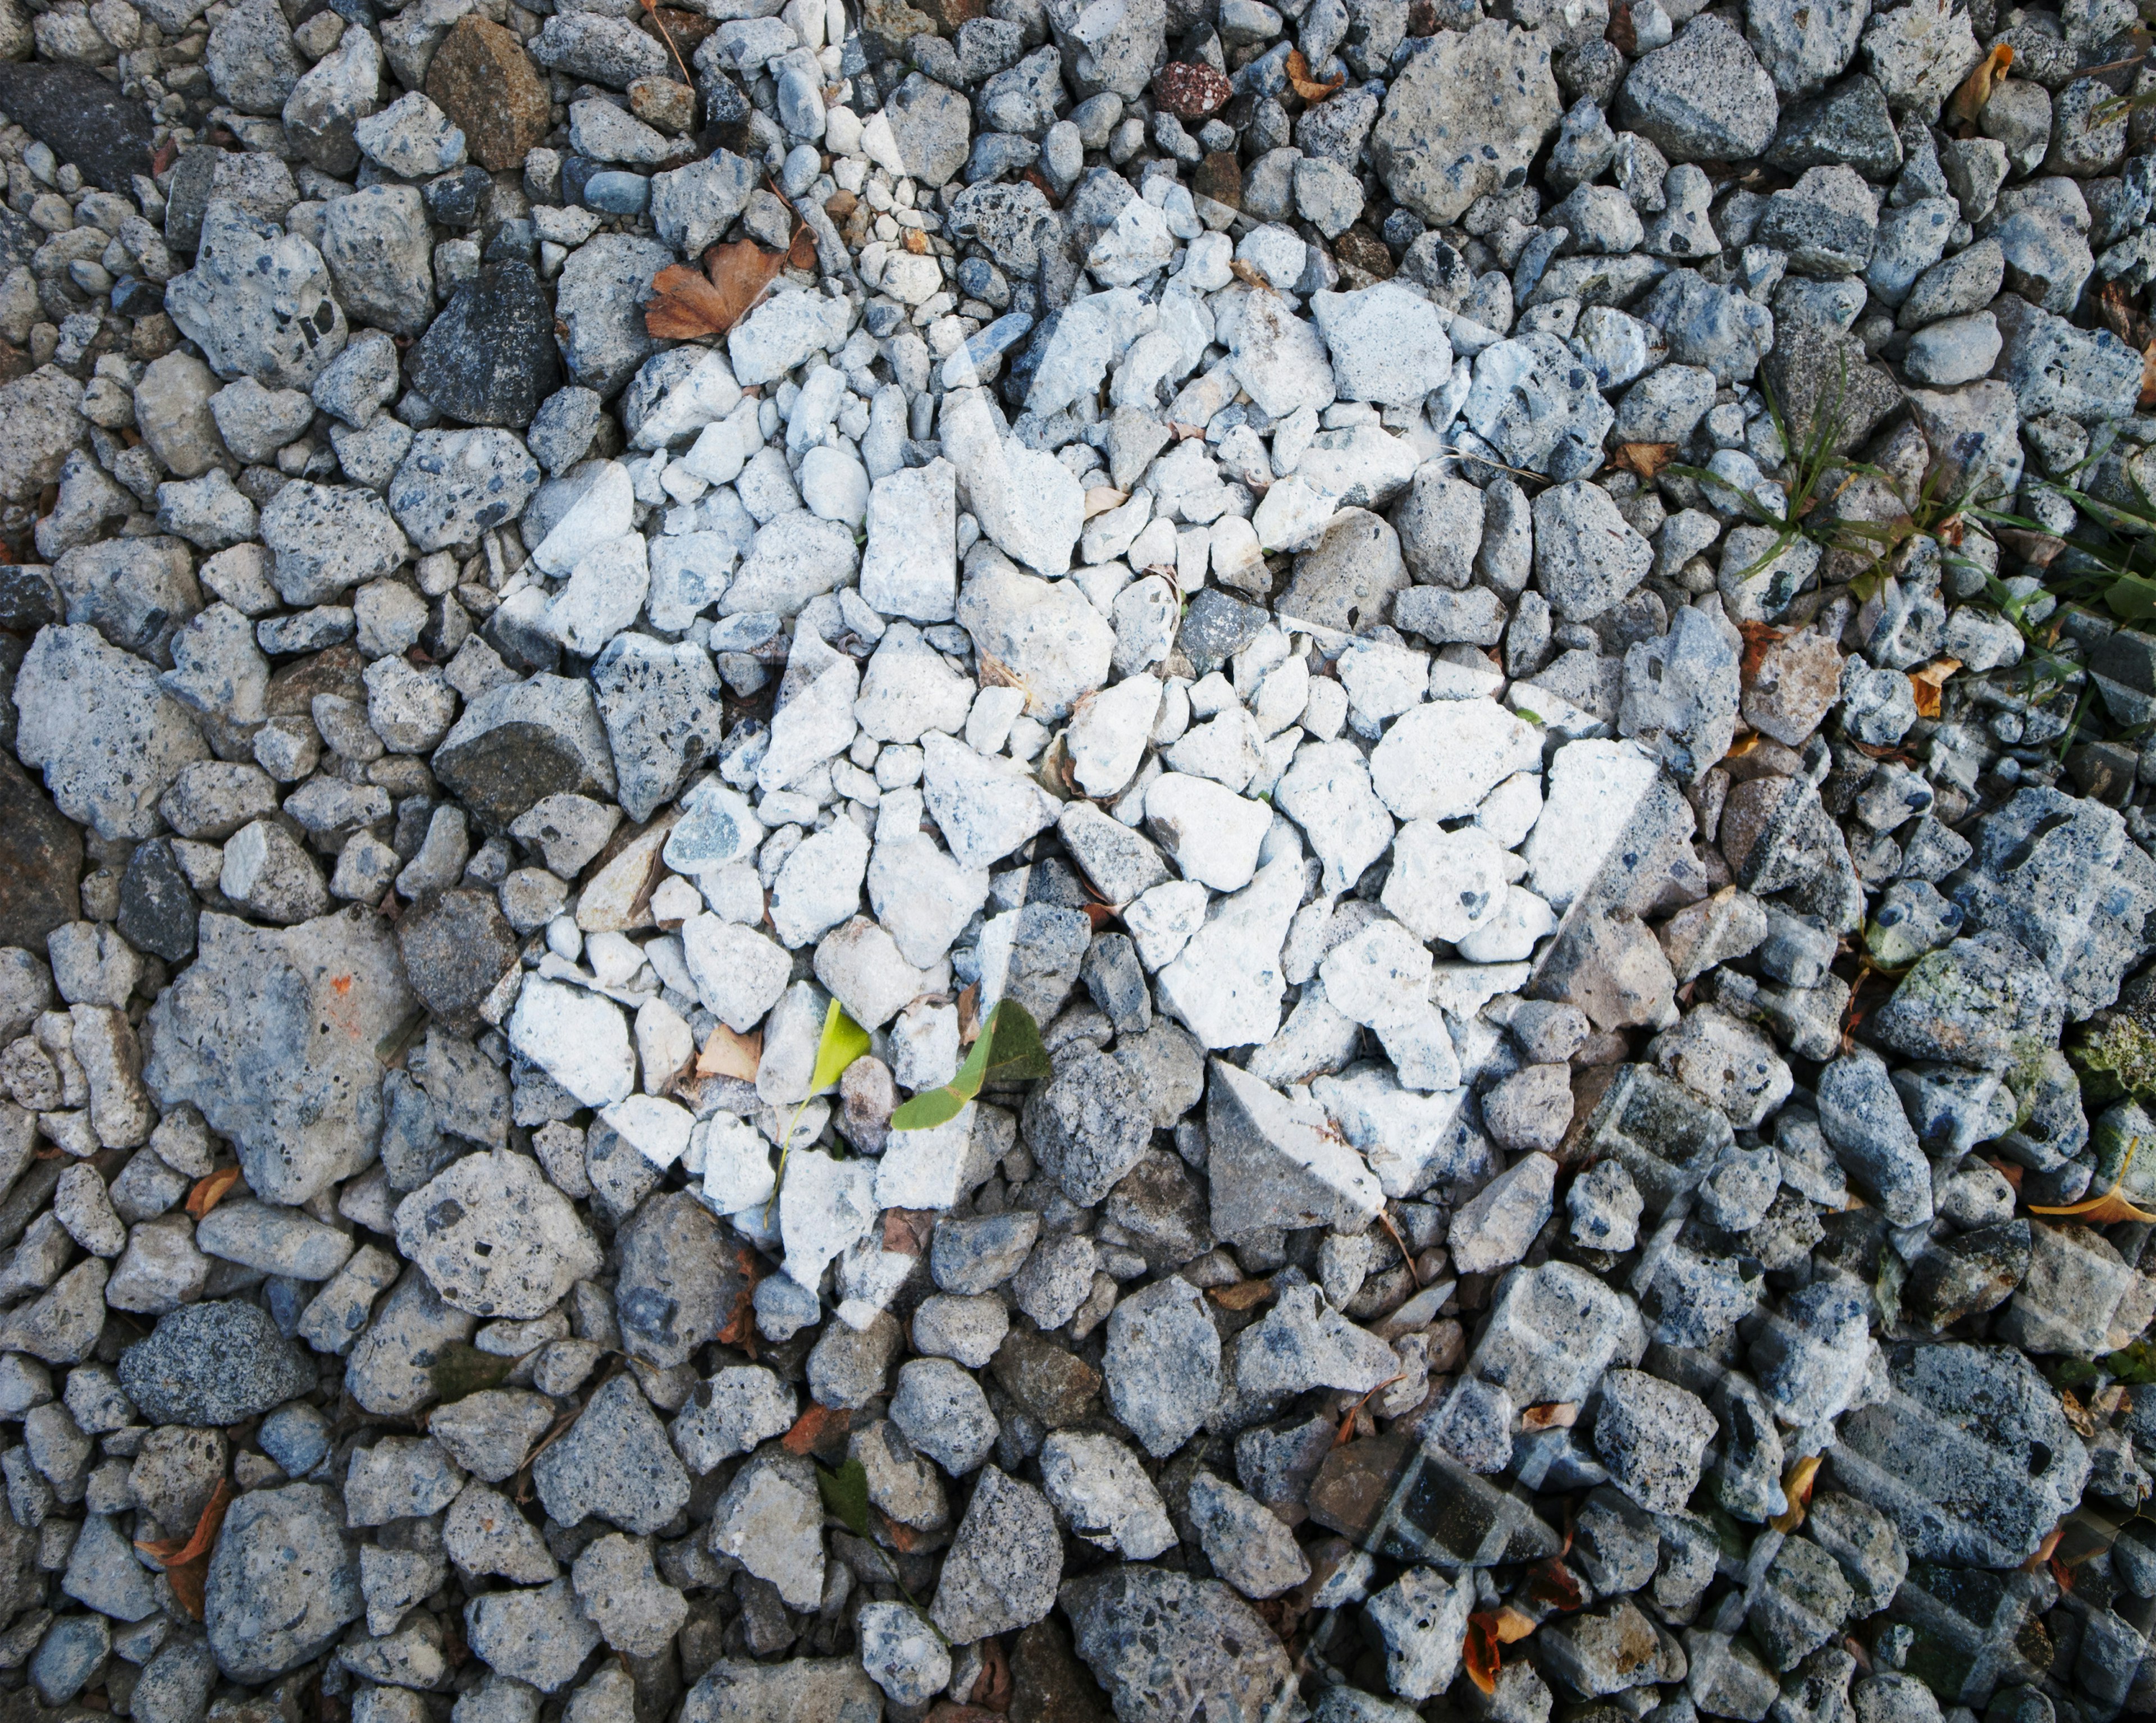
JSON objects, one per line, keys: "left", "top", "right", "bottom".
{"left": 808, "top": 999, "right": 870, "bottom": 1094}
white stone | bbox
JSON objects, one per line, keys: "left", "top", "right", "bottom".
{"left": 508, "top": 976, "right": 635, "bottom": 1108}
{"left": 1143, "top": 773, "right": 1274, "bottom": 892}
{"left": 1382, "top": 821, "right": 1510, "bottom": 945}
{"left": 921, "top": 733, "right": 1059, "bottom": 871}
{"left": 860, "top": 459, "right": 957, "bottom": 621}
{"left": 532, "top": 462, "right": 634, "bottom": 576}
{"left": 1067, "top": 674, "right": 1162, "bottom": 797}
{"left": 1156, "top": 854, "right": 1303, "bottom": 1049}
{"left": 681, "top": 914, "right": 791, "bottom": 1032}
{"left": 600, "top": 1093, "right": 695, "bottom": 1169}
{"left": 543, "top": 533, "right": 648, "bottom": 656}
{"left": 1370, "top": 698, "right": 1543, "bottom": 821}
{"left": 1521, "top": 738, "right": 1661, "bottom": 913}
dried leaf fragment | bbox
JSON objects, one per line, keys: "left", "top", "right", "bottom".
{"left": 135, "top": 1478, "right": 233, "bottom": 1620}
{"left": 1949, "top": 42, "right": 2015, "bottom": 124}
{"left": 185, "top": 1166, "right": 243, "bottom": 1221}
{"left": 1285, "top": 47, "right": 1345, "bottom": 102}
{"left": 696, "top": 1023, "right": 761, "bottom": 1081}
{"left": 1519, "top": 1402, "right": 1578, "bottom": 1432}
{"left": 2031, "top": 1140, "right": 2156, "bottom": 1225}
{"left": 645, "top": 240, "right": 790, "bottom": 340}
{"left": 1613, "top": 441, "right": 1678, "bottom": 481}
{"left": 1907, "top": 656, "right": 1962, "bottom": 720}
{"left": 1770, "top": 1454, "right": 1824, "bottom": 1532}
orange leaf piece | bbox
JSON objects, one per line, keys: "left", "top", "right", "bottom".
{"left": 1524, "top": 1559, "right": 1584, "bottom": 1612}
{"left": 1519, "top": 1402, "right": 1578, "bottom": 1432}
{"left": 1948, "top": 41, "right": 2014, "bottom": 125}
{"left": 645, "top": 240, "right": 789, "bottom": 340}
{"left": 780, "top": 1401, "right": 849, "bottom": 1456}
{"left": 1464, "top": 1614, "right": 1504, "bottom": 1695}
{"left": 696, "top": 1023, "right": 761, "bottom": 1081}
{"left": 1613, "top": 441, "right": 1677, "bottom": 481}
{"left": 1285, "top": 47, "right": 1345, "bottom": 102}
{"left": 1770, "top": 1453, "right": 1824, "bottom": 1532}
{"left": 1208, "top": 1278, "right": 1276, "bottom": 1311}
{"left": 1907, "top": 656, "right": 1961, "bottom": 720}
{"left": 1493, "top": 1606, "right": 1539, "bottom": 1642}
{"left": 184, "top": 1166, "right": 242, "bottom": 1221}
{"left": 2142, "top": 339, "right": 2156, "bottom": 413}
{"left": 2031, "top": 1139, "right": 2156, "bottom": 1225}
{"left": 135, "top": 1478, "right": 233, "bottom": 1621}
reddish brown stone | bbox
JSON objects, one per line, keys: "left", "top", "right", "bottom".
{"left": 0, "top": 752, "right": 79, "bottom": 953}
{"left": 1335, "top": 225, "right": 1395, "bottom": 279}
{"left": 426, "top": 18, "right": 552, "bottom": 175}
{"left": 1153, "top": 60, "right": 1233, "bottom": 120}
{"left": 916, "top": 0, "right": 987, "bottom": 30}
{"left": 1193, "top": 149, "right": 1243, "bottom": 211}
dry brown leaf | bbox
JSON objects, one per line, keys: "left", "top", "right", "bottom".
{"left": 696, "top": 1023, "right": 762, "bottom": 1081}
{"left": 645, "top": 240, "right": 789, "bottom": 340}
{"left": 1907, "top": 656, "right": 1962, "bottom": 720}
{"left": 1524, "top": 1559, "right": 1583, "bottom": 1612}
{"left": 1208, "top": 1278, "right": 1277, "bottom": 1310}
{"left": 1519, "top": 1402, "right": 1578, "bottom": 1432}
{"left": 2061, "top": 1388, "right": 2097, "bottom": 1438}
{"left": 881, "top": 1208, "right": 934, "bottom": 1256}
{"left": 1084, "top": 485, "right": 1130, "bottom": 519}
{"left": 1463, "top": 1614, "right": 1504, "bottom": 1695}
{"left": 2144, "top": 339, "right": 2156, "bottom": 412}
{"left": 135, "top": 1477, "right": 233, "bottom": 1620}
{"left": 1737, "top": 618, "right": 1787, "bottom": 683}
{"left": 1168, "top": 419, "right": 1208, "bottom": 440}
{"left": 1612, "top": 441, "right": 1678, "bottom": 481}
{"left": 2023, "top": 1523, "right": 2066, "bottom": 1575}
{"left": 2031, "top": 1140, "right": 2156, "bottom": 1225}
{"left": 1285, "top": 47, "right": 1345, "bottom": 102}
{"left": 1770, "top": 1453, "right": 1824, "bottom": 1532}
{"left": 1948, "top": 41, "right": 2015, "bottom": 125}
{"left": 788, "top": 223, "right": 819, "bottom": 272}
{"left": 967, "top": 1639, "right": 1013, "bottom": 1712}
{"left": 956, "top": 981, "right": 982, "bottom": 1045}
{"left": 714, "top": 1243, "right": 764, "bottom": 1353}
{"left": 781, "top": 1401, "right": 849, "bottom": 1456}
{"left": 1229, "top": 258, "right": 1276, "bottom": 293}
{"left": 185, "top": 1166, "right": 242, "bottom": 1222}
{"left": 1492, "top": 1606, "right": 1539, "bottom": 1643}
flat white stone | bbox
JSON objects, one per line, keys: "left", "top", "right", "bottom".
{"left": 1369, "top": 698, "right": 1543, "bottom": 821}
{"left": 1521, "top": 738, "right": 1662, "bottom": 913}
{"left": 508, "top": 976, "right": 635, "bottom": 1108}
{"left": 1144, "top": 772, "right": 1273, "bottom": 893}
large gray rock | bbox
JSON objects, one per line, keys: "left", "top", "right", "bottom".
{"left": 166, "top": 202, "right": 349, "bottom": 390}
{"left": 144, "top": 909, "right": 417, "bottom": 1205}
{"left": 204, "top": 1484, "right": 362, "bottom": 1680}
{"left": 1062, "top": 1566, "right": 1302, "bottom": 1721}
{"left": 1619, "top": 15, "right": 1781, "bottom": 161}
{"left": 15, "top": 624, "right": 208, "bottom": 842}
{"left": 1372, "top": 21, "right": 1563, "bottom": 224}
{"left": 118, "top": 1300, "right": 316, "bottom": 1425}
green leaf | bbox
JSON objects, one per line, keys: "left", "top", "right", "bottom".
{"left": 977, "top": 997, "right": 1053, "bottom": 1085}
{"left": 888, "top": 1084, "right": 970, "bottom": 1131}
{"left": 429, "top": 1341, "right": 514, "bottom": 1404}
{"left": 816, "top": 1457, "right": 872, "bottom": 1537}
{"left": 808, "top": 999, "right": 870, "bottom": 1095}
{"left": 889, "top": 999, "right": 1053, "bottom": 1131}
{"left": 1513, "top": 707, "right": 1543, "bottom": 726}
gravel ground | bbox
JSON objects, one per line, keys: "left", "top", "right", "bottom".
{"left": 0, "top": 0, "right": 2152, "bottom": 1717}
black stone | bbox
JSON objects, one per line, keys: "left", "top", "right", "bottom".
{"left": 0, "top": 64, "right": 153, "bottom": 193}
{"left": 405, "top": 259, "right": 562, "bottom": 428}
{"left": 0, "top": 752, "right": 79, "bottom": 953}
{"left": 118, "top": 837, "right": 199, "bottom": 963}
{"left": 161, "top": 146, "right": 220, "bottom": 254}
{"left": 0, "top": 565, "right": 59, "bottom": 635}
{"left": 1177, "top": 588, "right": 1268, "bottom": 679}
{"left": 117, "top": 1300, "right": 317, "bottom": 1425}
{"left": 396, "top": 886, "right": 519, "bottom": 1027}
{"left": 1901, "top": 1219, "right": 2032, "bottom": 1332}
{"left": 1765, "top": 74, "right": 1903, "bottom": 180}
{"left": 423, "top": 165, "right": 491, "bottom": 228}
{"left": 110, "top": 275, "right": 164, "bottom": 318}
